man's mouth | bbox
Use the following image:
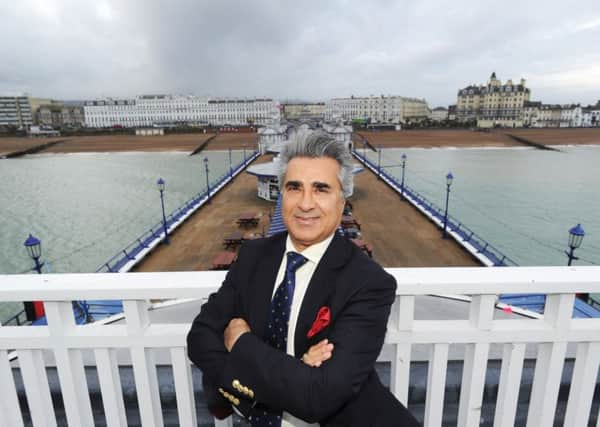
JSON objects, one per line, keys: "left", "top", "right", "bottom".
{"left": 295, "top": 216, "right": 318, "bottom": 225}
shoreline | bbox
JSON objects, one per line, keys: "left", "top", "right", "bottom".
{"left": 1, "top": 128, "right": 599, "bottom": 155}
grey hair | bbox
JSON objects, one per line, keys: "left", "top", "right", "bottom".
{"left": 276, "top": 130, "right": 354, "bottom": 198}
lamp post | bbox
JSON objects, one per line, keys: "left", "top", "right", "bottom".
{"left": 24, "top": 234, "right": 44, "bottom": 274}
{"left": 566, "top": 223, "right": 585, "bottom": 266}
{"left": 23, "top": 234, "right": 44, "bottom": 321}
{"left": 400, "top": 153, "right": 407, "bottom": 200}
{"left": 228, "top": 147, "right": 233, "bottom": 177}
{"left": 157, "top": 178, "right": 169, "bottom": 244}
{"left": 378, "top": 146, "right": 382, "bottom": 179}
{"left": 204, "top": 157, "right": 211, "bottom": 204}
{"left": 243, "top": 144, "right": 247, "bottom": 166}
{"left": 442, "top": 172, "right": 454, "bottom": 239}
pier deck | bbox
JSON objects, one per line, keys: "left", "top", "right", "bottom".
{"left": 134, "top": 155, "right": 479, "bottom": 272}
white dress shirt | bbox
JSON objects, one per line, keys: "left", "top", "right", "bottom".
{"left": 272, "top": 233, "right": 335, "bottom": 427}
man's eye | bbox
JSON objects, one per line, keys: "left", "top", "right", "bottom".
{"left": 315, "top": 187, "right": 329, "bottom": 193}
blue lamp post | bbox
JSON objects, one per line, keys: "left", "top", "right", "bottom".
{"left": 24, "top": 234, "right": 44, "bottom": 274}
{"left": 442, "top": 172, "right": 454, "bottom": 239}
{"left": 243, "top": 144, "right": 247, "bottom": 166}
{"left": 204, "top": 157, "right": 211, "bottom": 204}
{"left": 400, "top": 153, "right": 407, "bottom": 200}
{"left": 157, "top": 178, "right": 169, "bottom": 244}
{"left": 378, "top": 146, "right": 382, "bottom": 179}
{"left": 23, "top": 234, "right": 44, "bottom": 321}
{"left": 228, "top": 147, "right": 233, "bottom": 177}
{"left": 566, "top": 224, "right": 585, "bottom": 266}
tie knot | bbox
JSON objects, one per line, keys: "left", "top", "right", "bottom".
{"left": 286, "top": 252, "right": 307, "bottom": 273}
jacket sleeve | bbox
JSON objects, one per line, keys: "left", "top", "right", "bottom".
{"left": 218, "top": 269, "right": 396, "bottom": 423}
{"left": 186, "top": 242, "right": 254, "bottom": 415}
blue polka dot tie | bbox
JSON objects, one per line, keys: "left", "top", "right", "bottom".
{"left": 250, "top": 252, "right": 308, "bottom": 427}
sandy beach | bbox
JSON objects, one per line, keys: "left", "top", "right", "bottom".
{"left": 0, "top": 132, "right": 259, "bottom": 156}
{"left": 1, "top": 128, "right": 599, "bottom": 156}
{"left": 355, "top": 128, "right": 600, "bottom": 149}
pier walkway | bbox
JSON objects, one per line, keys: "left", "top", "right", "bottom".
{"left": 134, "top": 154, "right": 479, "bottom": 271}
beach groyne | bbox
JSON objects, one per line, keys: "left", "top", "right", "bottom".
{"left": 2, "top": 139, "right": 68, "bottom": 158}
{"left": 354, "top": 132, "right": 378, "bottom": 152}
{"left": 504, "top": 133, "right": 561, "bottom": 151}
{"left": 189, "top": 133, "right": 218, "bottom": 156}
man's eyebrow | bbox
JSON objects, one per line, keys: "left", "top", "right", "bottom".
{"left": 312, "top": 181, "right": 332, "bottom": 190}
{"left": 285, "top": 180, "right": 302, "bottom": 187}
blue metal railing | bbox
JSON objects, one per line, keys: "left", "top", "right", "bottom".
{"left": 96, "top": 151, "right": 259, "bottom": 273}
{"left": 352, "top": 150, "right": 600, "bottom": 318}
{"left": 352, "top": 150, "right": 519, "bottom": 267}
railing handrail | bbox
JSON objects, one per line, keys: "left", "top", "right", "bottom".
{"left": 352, "top": 150, "right": 519, "bottom": 266}
{"left": 1, "top": 267, "right": 599, "bottom": 300}
{"left": 2, "top": 268, "right": 600, "bottom": 427}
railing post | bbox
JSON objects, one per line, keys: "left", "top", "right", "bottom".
{"left": 0, "top": 320, "right": 24, "bottom": 427}
{"left": 457, "top": 295, "right": 495, "bottom": 427}
{"left": 563, "top": 342, "right": 600, "bottom": 427}
{"left": 17, "top": 349, "right": 57, "bottom": 427}
{"left": 124, "top": 300, "right": 164, "bottom": 427}
{"left": 424, "top": 343, "right": 449, "bottom": 427}
{"left": 494, "top": 343, "right": 526, "bottom": 427}
{"left": 45, "top": 301, "right": 95, "bottom": 426}
{"left": 388, "top": 295, "right": 414, "bottom": 405}
{"left": 170, "top": 347, "right": 198, "bottom": 427}
{"left": 94, "top": 348, "right": 128, "bottom": 426}
{"left": 526, "top": 294, "right": 573, "bottom": 427}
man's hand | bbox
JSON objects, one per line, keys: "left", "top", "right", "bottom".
{"left": 224, "top": 318, "right": 251, "bottom": 352}
{"left": 301, "top": 339, "right": 334, "bottom": 367}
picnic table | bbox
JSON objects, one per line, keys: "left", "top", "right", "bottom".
{"left": 237, "top": 212, "right": 260, "bottom": 228}
{"left": 351, "top": 238, "right": 373, "bottom": 258}
{"left": 211, "top": 251, "right": 237, "bottom": 270}
{"left": 243, "top": 231, "right": 263, "bottom": 240}
{"left": 341, "top": 215, "right": 361, "bottom": 230}
{"left": 223, "top": 231, "right": 244, "bottom": 249}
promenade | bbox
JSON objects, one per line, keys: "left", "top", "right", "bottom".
{"left": 133, "top": 154, "right": 479, "bottom": 272}
{"left": 2, "top": 128, "right": 599, "bottom": 157}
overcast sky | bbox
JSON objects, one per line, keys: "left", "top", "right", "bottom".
{"left": 2, "top": 0, "right": 599, "bottom": 107}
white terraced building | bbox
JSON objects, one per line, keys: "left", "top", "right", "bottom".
{"left": 83, "top": 95, "right": 280, "bottom": 128}
{"left": 325, "top": 95, "right": 430, "bottom": 124}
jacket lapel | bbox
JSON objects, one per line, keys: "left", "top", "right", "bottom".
{"left": 294, "top": 234, "right": 352, "bottom": 357}
{"left": 246, "top": 232, "right": 287, "bottom": 336}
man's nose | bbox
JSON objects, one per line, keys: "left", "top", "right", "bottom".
{"left": 298, "top": 190, "right": 315, "bottom": 210}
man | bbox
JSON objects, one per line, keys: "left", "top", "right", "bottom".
{"left": 187, "top": 131, "right": 419, "bottom": 426}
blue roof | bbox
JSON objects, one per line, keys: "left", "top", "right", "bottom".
{"left": 500, "top": 294, "right": 600, "bottom": 318}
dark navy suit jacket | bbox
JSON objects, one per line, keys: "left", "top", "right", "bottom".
{"left": 187, "top": 232, "right": 420, "bottom": 426}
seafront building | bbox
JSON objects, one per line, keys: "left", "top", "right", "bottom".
{"left": 523, "top": 101, "right": 600, "bottom": 128}
{"left": 281, "top": 102, "right": 326, "bottom": 120}
{"left": 83, "top": 95, "right": 280, "bottom": 128}
{"left": 431, "top": 106, "right": 449, "bottom": 121}
{"left": 0, "top": 96, "right": 33, "bottom": 128}
{"left": 325, "top": 95, "right": 430, "bottom": 125}
{"left": 456, "top": 72, "right": 531, "bottom": 128}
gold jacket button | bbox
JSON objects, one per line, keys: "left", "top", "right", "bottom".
{"left": 233, "top": 397, "right": 240, "bottom": 405}
{"left": 248, "top": 389, "right": 255, "bottom": 399}
{"left": 232, "top": 379, "right": 241, "bottom": 390}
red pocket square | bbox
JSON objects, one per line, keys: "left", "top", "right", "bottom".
{"left": 307, "top": 306, "right": 331, "bottom": 338}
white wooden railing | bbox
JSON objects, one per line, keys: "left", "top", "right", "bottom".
{"left": 1, "top": 267, "right": 599, "bottom": 427}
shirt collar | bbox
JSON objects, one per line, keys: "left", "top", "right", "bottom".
{"left": 285, "top": 233, "right": 335, "bottom": 266}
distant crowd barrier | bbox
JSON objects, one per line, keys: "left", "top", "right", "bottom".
{"left": 352, "top": 150, "right": 519, "bottom": 267}
{"left": 96, "top": 151, "right": 259, "bottom": 274}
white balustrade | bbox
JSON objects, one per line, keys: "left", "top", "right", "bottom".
{"left": 0, "top": 266, "right": 599, "bottom": 427}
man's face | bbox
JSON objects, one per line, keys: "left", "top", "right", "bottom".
{"left": 281, "top": 156, "right": 345, "bottom": 252}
